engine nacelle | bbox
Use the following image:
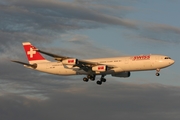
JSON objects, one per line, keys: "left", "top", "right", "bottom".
{"left": 92, "top": 65, "right": 107, "bottom": 72}
{"left": 62, "top": 59, "right": 78, "bottom": 65}
{"left": 111, "top": 71, "right": 131, "bottom": 78}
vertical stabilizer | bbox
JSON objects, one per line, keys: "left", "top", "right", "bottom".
{"left": 22, "top": 42, "right": 49, "bottom": 64}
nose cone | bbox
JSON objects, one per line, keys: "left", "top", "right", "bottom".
{"left": 169, "top": 59, "right": 175, "bottom": 65}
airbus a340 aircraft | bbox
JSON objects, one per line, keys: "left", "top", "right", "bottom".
{"left": 12, "top": 42, "right": 175, "bottom": 85}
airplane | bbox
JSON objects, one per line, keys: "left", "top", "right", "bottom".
{"left": 12, "top": 42, "right": 175, "bottom": 85}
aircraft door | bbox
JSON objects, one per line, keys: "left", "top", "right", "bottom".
{"left": 151, "top": 56, "right": 158, "bottom": 68}
{"left": 123, "top": 57, "right": 131, "bottom": 70}
{"left": 125, "top": 57, "right": 129, "bottom": 64}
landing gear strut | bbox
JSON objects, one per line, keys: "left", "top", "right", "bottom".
{"left": 156, "top": 69, "right": 160, "bottom": 76}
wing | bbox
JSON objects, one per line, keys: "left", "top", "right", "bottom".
{"left": 37, "top": 49, "right": 115, "bottom": 72}
{"left": 11, "top": 60, "right": 37, "bottom": 68}
{"left": 37, "top": 49, "right": 99, "bottom": 65}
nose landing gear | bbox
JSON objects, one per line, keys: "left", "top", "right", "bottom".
{"left": 156, "top": 69, "right": 160, "bottom": 76}
{"left": 156, "top": 73, "right": 160, "bottom": 76}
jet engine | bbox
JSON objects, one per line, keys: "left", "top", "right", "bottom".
{"left": 62, "top": 59, "right": 78, "bottom": 65}
{"left": 111, "top": 71, "right": 131, "bottom": 78}
{"left": 92, "top": 65, "right": 107, "bottom": 72}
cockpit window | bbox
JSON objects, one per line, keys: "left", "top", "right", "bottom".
{"left": 164, "top": 57, "right": 171, "bottom": 59}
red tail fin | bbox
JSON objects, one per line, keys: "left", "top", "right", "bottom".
{"left": 22, "top": 42, "right": 49, "bottom": 63}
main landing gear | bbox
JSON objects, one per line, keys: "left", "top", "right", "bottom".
{"left": 96, "top": 75, "right": 106, "bottom": 85}
{"left": 83, "top": 75, "right": 106, "bottom": 85}
{"left": 156, "top": 69, "right": 160, "bottom": 76}
{"left": 83, "top": 74, "right": 96, "bottom": 82}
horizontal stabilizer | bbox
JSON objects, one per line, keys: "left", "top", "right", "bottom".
{"left": 11, "top": 60, "right": 37, "bottom": 68}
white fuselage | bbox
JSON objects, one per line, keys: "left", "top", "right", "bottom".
{"left": 26, "top": 54, "right": 174, "bottom": 76}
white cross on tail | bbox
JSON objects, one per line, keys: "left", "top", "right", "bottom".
{"left": 27, "top": 48, "right": 36, "bottom": 58}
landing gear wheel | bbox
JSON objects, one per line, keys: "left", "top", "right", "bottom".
{"left": 101, "top": 78, "right": 106, "bottom": 82}
{"left": 87, "top": 75, "right": 96, "bottom": 81}
{"left": 96, "top": 75, "right": 106, "bottom": 85}
{"left": 96, "top": 81, "right": 102, "bottom": 85}
{"left": 156, "top": 69, "right": 160, "bottom": 76}
{"left": 83, "top": 77, "right": 88, "bottom": 82}
{"left": 156, "top": 73, "right": 160, "bottom": 76}
{"left": 90, "top": 77, "right": 95, "bottom": 81}
{"left": 87, "top": 75, "right": 91, "bottom": 79}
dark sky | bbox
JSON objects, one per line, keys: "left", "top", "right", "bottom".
{"left": 0, "top": 0, "right": 180, "bottom": 120}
